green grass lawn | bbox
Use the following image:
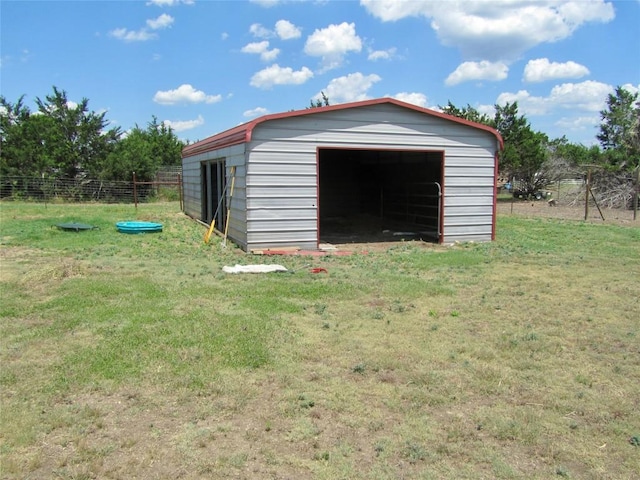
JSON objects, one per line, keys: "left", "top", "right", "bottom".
{"left": 1, "top": 201, "right": 639, "bottom": 479}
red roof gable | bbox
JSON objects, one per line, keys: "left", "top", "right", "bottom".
{"left": 182, "top": 97, "right": 503, "bottom": 157}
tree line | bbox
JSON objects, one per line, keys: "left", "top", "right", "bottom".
{"left": 0, "top": 86, "right": 184, "bottom": 182}
{"left": 440, "top": 86, "right": 640, "bottom": 205}
{"left": 1, "top": 85, "right": 638, "bottom": 206}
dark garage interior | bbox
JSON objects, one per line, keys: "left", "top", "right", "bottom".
{"left": 318, "top": 148, "right": 443, "bottom": 244}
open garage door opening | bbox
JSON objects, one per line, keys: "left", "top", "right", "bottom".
{"left": 318, "top": 148, "right": 443, "bottom": 245}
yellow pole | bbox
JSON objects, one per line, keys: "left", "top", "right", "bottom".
{"left": 223, "top": 166, "right": 236, "bottom": 247}
{"left": 204, "top": 218, "right": 216, "bottom": 244}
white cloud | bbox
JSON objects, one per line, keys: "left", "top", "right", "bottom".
{"left": 250, "top": 23, "right": 273, "bottom": 38}
{"left": 153, "top": 84, "right": 222, "bottom": 105}
{"left": 548, "top": 80, "right": 613, "bottom": 111}
{"left": 555, "top": 114, "right": 600, "bottom": 131}
{"left": 250, "top": 0, "right": 280, "bottom": 6}
{"left": 261, "top": 49, "right": 280, "bottom": 62}
{"left": 368, "top": 47, "right": 396, "bottom": 61}
{"left": 163, "top": 115, "right": 204, "bottom": 132}
{"left": 501, "top": 84, "right": 601, "bottom": 116}
{"left": 390, "top": 92, "right": 428, "bottom": 107}
{"left": 250, "top": 64, "right": 314, "bottom": 89}
{"left": 249, "top": 20, "right": 301, "bottom": 43}
{"left": 496, "top": 80, "right": 614, "bottom": 116}
{"left": 359, "top": 0, "right": 428, "bottom": 21}
{"left": 244, "top": 107, "right": 269, "bottom": 118}
{"left": 490, "top": 81, "right": 618, "bottom": 142}
{"left": 109, "top": 13, "right": 174, "bottom": 42}
{"left": 621, "top": 83, "right": 640, "bottom": 95}
{"left": 477, "top": 103, "right": 496, "bottom": 118}
{"left": 6, "top": 48, "right": 33, "bottom": 65}
{"left": 445, "top": 61, "right": 508, "bottom": 86}
{"left": 146, "top": 0, "right": 194, "bottom": 6}
{"left": 275, "top": 20, "right": 301, "bottom": 40}
{"left": 241, "top": 41, "right": 280, "bottom": 62}
{"left": 109, "top": 27, "right": 156, "bottom": 42}
{"left": 361, "top": 0, "right": 615, "bottom": 62}
{"left": 304, "top": 22, "right": 362, "bottom": 71}
{"left": 523, "top": 58, "right": 590, "bottom": 83}
{"left": 249, "top": 0, "right": 308, "bottom": 6}
{"left": 3, "top": 51, "right": 33, "bottom": 68}
{"left": 496, "top": 90, "right": 549, "bottom": 115}
{"left": 146, "top": 13, "right": 174, "bottom": 30}
{"left": 319, "top": 72, "right": 382, "bottom": 104}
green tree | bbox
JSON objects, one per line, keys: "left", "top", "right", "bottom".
{"left": 1, "top": 95, "right": 50, "bottom": 176}
{"left": 102, "top": 127, "right": 153, "bottom": 181}
{"left": 598, "top": 87, "right": 638, "bottom": 149}
{"left": 547, "top": 136, "right": 601, "bottom": 167}
{"left": 146, "top": 116, "right": 184, "bottom": 168}
{"left": 309, "top": 91, "right": 330, "bottom": 108}
{"left": 597, "top": 86, "right": 640, "bottom": 171}
{"left": 101, "top": 117, "right": 184, "bottom": 181}
{"left": 34, "top": 86, "right": 121, "bottom": 178}
{"left": 494, "top": 101, "right": 549, "bottom": 195}
{"left": 440, "top": 101, "right": 492, "bottom": 125}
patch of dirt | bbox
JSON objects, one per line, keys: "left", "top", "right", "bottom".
{"left": 497, "top": 200, "right": 638, "bottom": 227}
{"left": 319, "top": 214, "right": 441, "bottom": 253}
{"left": 22, "top": 376, "right": 412, "bottom": 480}
{"left": 0, "top": 247, "right": 49, "bottom": 283}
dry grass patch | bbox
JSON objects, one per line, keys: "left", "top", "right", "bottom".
{"left": 1, "top": 202, "right": 639, "bottom": 479}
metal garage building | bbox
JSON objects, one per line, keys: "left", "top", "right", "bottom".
{"left": 181, "top": 98, "right": 503, "bottom": 252}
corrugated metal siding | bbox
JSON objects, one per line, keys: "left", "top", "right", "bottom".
{"left": 181, "top": 151, "right": 202, "bottom": 219}
{"left": 181, "top": 144, "right": 248, "bottom": 248}
{"left": 243, "top": 104, "right": 497, "bottom": 249}
{"left": 184, "top": 102, "right": 499, "bottom": 251}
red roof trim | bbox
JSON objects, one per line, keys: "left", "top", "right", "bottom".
{"left": 182, "top": 97, "right": 503, "bottom": 157}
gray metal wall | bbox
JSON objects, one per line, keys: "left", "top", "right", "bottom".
{"left": 183, "top": 103, "right": 499, "bottom": 251}
{"left": 245, "top": 103, "right": 498, "bottom": 250}
{"left": 182, "top": 144, "right": 248, "bottom": 249}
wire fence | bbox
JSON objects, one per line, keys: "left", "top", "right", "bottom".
{"left": 2, "top": 168, "right": 636, "bottom": 222}
{"left": 0, "top": 170, "right": 182, "bottom": 205}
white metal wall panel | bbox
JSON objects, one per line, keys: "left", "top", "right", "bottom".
{"left": 246, "top": 137, "right": 316, "bottom": 250}
{"left": 181, "top": 144, "right": 248, "bottom": 247}
{"left": 442, "top": 223, "right": 493, "bottom": 239}
{"left": 444, "top": 187, "right": 494, "bottom": 197}
{"left": 445, "top": 176, "right": 495, "bottom": 187}
{"left": 247, "top": 207, "right": 317, "bottom": 221}
{"left": 446, "top": 205, "right": 495, "bottom": 215}
{"left": 444, "top": 195, "right": 493, "bottom": 206}
{"left": 181, "top": 156, "right": 201, "bottom": 218}
{"left": 249, "top": 175, "right": 316, "bottom": 187}
{"left": 241, "top": 104, "right": 498, "bottom": 249}
{"left": 247, "top": 229, "right": 318, "bottom": 251}
{"left": 184, "top": 103, "right": 499, "bottom": 250}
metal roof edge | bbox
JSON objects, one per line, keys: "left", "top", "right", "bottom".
{"left": 182, "top": 97, "right": 503, "bottom": 158}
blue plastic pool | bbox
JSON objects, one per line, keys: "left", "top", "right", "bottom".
{"left": 116, "top": 221, "right": 163, "bottom": 234}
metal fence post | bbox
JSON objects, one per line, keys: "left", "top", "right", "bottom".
{"left": 133, "top": 172, "right": 138, "bottom": 209}
{"left": 634, "top": 167, "right": 639, "bottom": 221}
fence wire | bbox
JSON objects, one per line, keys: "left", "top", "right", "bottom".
{"left": 0, "top": 175, "right": 180, "bottom": 204}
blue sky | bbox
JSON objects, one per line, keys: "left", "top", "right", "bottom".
{"left": 1, "top": 0, "right": 639, "bottom": 146}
